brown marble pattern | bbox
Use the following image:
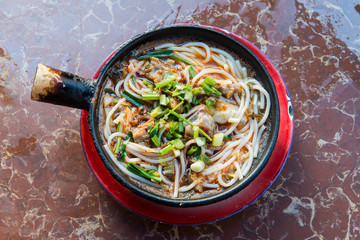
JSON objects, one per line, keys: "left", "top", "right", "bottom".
{"left": 1, "top": 0, "right": 359, "bottom": 239}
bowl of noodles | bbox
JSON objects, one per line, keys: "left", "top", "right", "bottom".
{"left": 31, "top": 25, "right": 280, "bottom": 207}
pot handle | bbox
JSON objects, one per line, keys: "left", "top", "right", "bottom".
{"left": 31, "top": 64, "right": 97, "bottom": 111}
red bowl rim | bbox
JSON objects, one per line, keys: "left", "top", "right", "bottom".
{"left": 80, "top": 24, "right": 294, "bottom": 225}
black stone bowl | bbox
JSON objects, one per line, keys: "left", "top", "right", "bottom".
{"left": 31, "top": 25, "right": 279, "bottom": 207}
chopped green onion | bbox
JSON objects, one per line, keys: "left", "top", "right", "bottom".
{"left": 201, "top": 82, "right": 222, "bottom": 97}
{"left": 171, "top": 139, "right": 185, "bottom": 149}
{"left": 206, "top": 99, "right": 215, "bottom": 109}
{"left": 173, "top": 132, "right": 183, "bottom": 139}
{"left": 116, "top": 122, "right": 121, "bottom": 132}
{"left": 165, "top": 132, "right": 174, "bottom": 140}
{"left": 113, "top": 99, "right": 119, "bottom": 103}
{"left": 150, "top": 107, "right": 163, "bottom": 118}
{"left": 126, "top": 163, "right": 161, "bottom": 182}
{"left": 142, "top": 93, "right": 160, "bottom": 101}
{"left": 172, "top": 90, "right": 185, "bottom": 97}
{"left": 151, "top": 135, "right": 161, "bottom": 147}
{"left": 155, "top": 75, "right": 176, "bottom": 89}
{"left": 194, "top": 146, "right": 201, "bottom": 157}
{"left": 193, "top": 126, "right": 200, "bottom": 139}
{"left": 196, "top": 137, "right": 206, "bottom": 147}
{"left": 204, "top": 76, "right": 216, "bottom": 87}
{"left": 105, "top": 88, "right": 115, "bottom": 95}
{"left": 160, "top": 144, "right": 174, "bottom": 155}
{"left": 117, "top": 151, "right": 127, "bottom": 162}
{"left": 121, "top": 90, "right": 146, "bottom": 107}
{"left": 160, "top": 94, "right": 169, "bottom": 106}
{"left": 143, "top": 79, "right": 154, "bottom": 88}
{"left": 212, "top": 133, "right": 224, "bottom": 147}
{"left": 189, "top": 66, "right": 197, "bottom": 78}
{"left": 224, "top": 134, "right": 233, "bottom": 141}
{"left": 138, "top": 50, "right": 174, "bottom": 60}
{"left": 184, "top": 103, "right": 190, "bottom": 113}
{"left": 201, "top": 82, "right": 214, "bottom": 95}
{"left": 172, "top": 54, "right": 195, "bottom": 66}
{"left": 200, "top": 154, "right": 212, "bottom": 165}
{"left": 114, "top": 137, "right": 122, "bottom": 154}
{"left": 178, "top": 122, "right": 184, "bottom": 133}
{"left": 170, "top": 111, "right": 212, "bottom": 141}
{"left": 169, "top": 121, "right": 178, "bottom": 134}
{"left": 131, "top": 75, "right": 137, "bottom": 86}
{"left": 184, "top": 90, "right": 193, "bottom": 102}
{"left": 187, "top": 145, "right": 198, "bottom": 155}
{"left": 192, "top": 87, "right": 201, "bottom": 96}
{"left": 150, "top": 101, "right": 184, "bottom": 134}
{"left": 137, "top": 50, "right": 195, "bottom": 66}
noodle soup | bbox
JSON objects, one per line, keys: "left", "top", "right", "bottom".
{"left": 100, "top": 41, "right": 271, "bottom": 199}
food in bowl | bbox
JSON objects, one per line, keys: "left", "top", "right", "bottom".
{"left": 100, "top": 41, "right": 271, "bottom": 198}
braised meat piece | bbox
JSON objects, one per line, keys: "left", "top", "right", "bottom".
{"left": 142, "top": 57, "right": 171, "bottom": 83}
{"left": 132, "top": 118, "right": 155, "bottom": 145}
{"left": 215, "top": 80, "right": 241, "bottom": 98}
{"left": 184, "top": 105, "right": 216, "bottom": 139}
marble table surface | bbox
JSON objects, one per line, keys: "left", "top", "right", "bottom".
{"left": 1, "top": 0, "right": 359, "bottom": 239}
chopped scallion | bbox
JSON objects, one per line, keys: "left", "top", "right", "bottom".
{"left": 150, "top": 107, "right": 163, "bottom": 118}
{"left": 189, "top": 66, "right": 197, "bottom": 78}
{"left": 160, "top": 94, "right": 169, "bottom": 106}
{"left": 171, "top": 139, "right": 185, "bottom": 149}
{"left": 105, "top": 88, "right": 115, "bottom": 95}
{"left": 126, "top": 163, "right": 161, "bottom": 182}
{"left": 160, "top": 144, "right": 174, "bottom": 155}
{"left": 196, "top": 137, "right": 206, "bottom": 147}
{"left": 142, "top": 93, "right": 160, "bottom": 101}
{"left": 187, "top": 145, "right": 198, "bottom": 155}
{"left": 151, "top": 135, "right": 161, "bottom": 147}
{"left": 178, "top": 121, "right": 184, "bottom": 133}
{"left": 212, "top": 133, "right": 224, "bottom": 147}
{"left": 204, "top": 76, "right": 216, "bottom": 87}
{"left": 206, "top": 99, "right": 215, "bottom": 109}
{"left": 120, "top": 90, "right": 146, "bottom": 107}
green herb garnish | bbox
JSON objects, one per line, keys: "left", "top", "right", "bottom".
{"left": 126, "top": 163, "right": 162, "bottom": 182}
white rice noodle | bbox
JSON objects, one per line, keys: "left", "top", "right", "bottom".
{"left": 173, "top": 160, "right": 180, "bottom": 198}
{"left": 252, "top": 85, "right": 271, "bottom": 126}
{"left": 122, "top": 61, "right": 144, "bottom": 98}
{"left": 179, "top": 181, "right": 197, "bottom": 192}
{"left": 158, "top": 165, "right": 172, "bottom": 185}
{"left": 180, "top": 151, "right": 186, "bottom": 179}
{"left": 240, "top": 144, "right": 254, "bottom": 176}
{"left": 155, "top": 43, "right": 176, "bottom": 49}
{"left": 253, "top": 125, "right": 266, "bottom": 158}
{"left": 217, "top": 171, "right": 238, "bottom": 187}
{"left": 114, "top": 80, "right": 125, "bottom": 97}
{"left": 251, "top": 120, "right": 258, "bottom": 157}
{"left": 140, "top": 163, "right": 157, "bottom": 170}
{"left": 127, "top": 142, "right": 158, "bottom": 154}
{"left": 104, "top": 98, "right": 126, "bottom": 140}
{"left": 203, "top": 155, "right": 236, "bottom": 175}
{"left": 127, "top": 148, "right": 174, "bottom": 163}
{"left": 103, "top": 144, "right": 160, "bottom": 188}
{"left": 208, "top": 146, "right": 233, "bottom": 163}
{"left": 224, "top": 81, "right": 251, "bottom": 136}
{"left": 202, "top": 183, "right": 219, "bottom": 188}
{"left": 173, "top": 52, "right": 198, "bottom": 66}
{"left": 234, "top": 161, "right": 243, "bottom": 180}
{"left": 107, "top": 132, "right": 127, "bottom": 147}
{"left": 191, "top": 68, "right": 238, "bottom": 85}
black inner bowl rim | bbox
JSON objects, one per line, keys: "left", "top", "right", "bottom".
{"left": 88, "top": 25, "right": 280, "bottom": 207}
